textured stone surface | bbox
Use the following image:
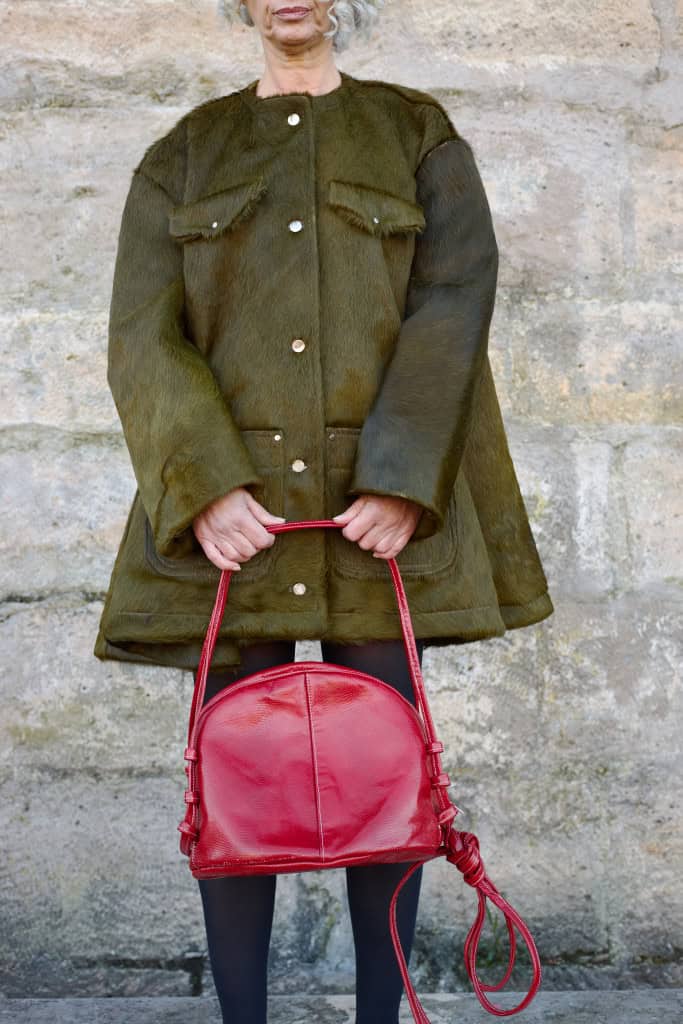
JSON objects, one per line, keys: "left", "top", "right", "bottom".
{"left": 1, "top": 0, "right": 681, "bottom": 1000}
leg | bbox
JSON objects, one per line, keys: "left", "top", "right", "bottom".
{"left": 195, "top": 640, "right": 296, "bottom": 1024}
{"left": 320, "top": 638, "right": 427, "bottom": 1024}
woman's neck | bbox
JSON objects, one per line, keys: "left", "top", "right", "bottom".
{"left": 254, "top": 61, "right": 342, "bottom": 98}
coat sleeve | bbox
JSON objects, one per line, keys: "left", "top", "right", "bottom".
{"left": 107, "top": 167, "right": 264, "bottom": 557}
{"left": 346, "top": 133, "right": 499, "bottom": 541}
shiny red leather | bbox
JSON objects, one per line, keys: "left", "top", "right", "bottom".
{"left": 179, "top": 520, "right": 541, "bottom": 1019}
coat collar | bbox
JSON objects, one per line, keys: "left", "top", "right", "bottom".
{"left": 237, "top": 70, "right": 358, "bottom": 143}
{"left": 238, "top": 69, "right": 357, "bottom": 112}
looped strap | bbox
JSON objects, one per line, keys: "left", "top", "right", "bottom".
{"left": 386, "top": 832, "right": 542, "bottom": 1023}
{"left": 444, "top": 829, "right": 542, "bottom": 1016}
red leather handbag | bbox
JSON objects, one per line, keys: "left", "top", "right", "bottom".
{"left": 178, "top": 520, "right": 541, "bottom": 1020}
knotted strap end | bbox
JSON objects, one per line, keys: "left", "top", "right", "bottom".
{"left": 445, "top": 829, "right": 542, "bottom": 1016}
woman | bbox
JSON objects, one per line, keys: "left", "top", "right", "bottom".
{"left": 94, "top": 1, "right": 554, "bottom": 1021}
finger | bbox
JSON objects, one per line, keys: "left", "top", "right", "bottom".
{"left": 245, "top": 491, "right": 287, "bottom": 524}
{"left": 338, "top": 504, "right": 382, "bottom": 542}
{"left": 354, "top": 523, "right": 398, "bottom": 552}
{"left": 372, "top": 528, "right": 406, "bottom": 556}
{"left": 332, "top": 497, "right": 368, "bottom": 524}
{"left": 202, "top": 512, "right": 266, "bottom": 560}
{"left": 213, "top": 507, "right": 272, "bottom": 557}
{"left": 209, "top": 528, "right": 254, "bottom": 562}
{"left": 231, "top": 514, "right": 278, "bottom": 552}
{"left": 195, "top": 520, "right": 251, "bottom": 567}
{"left": 230, "top": 526, "right": 264, "bottom": 558}
{"left": 372, "top": 549, "right": 401, "bottom": 560}
{"left": 205, "top": 540, "right": 241, "bottom": 572}
{"left": 234, "top": 501, "right": 286, "bottom": 549}
{"left": 366, "top": 515, "right": 413, "bottom": 556}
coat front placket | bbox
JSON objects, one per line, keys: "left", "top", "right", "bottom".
{"left": 247, "top": 97, "right": 328, "bottom": 607}
{"left": 187, "top": 91, "right": 338, "bottom": 625}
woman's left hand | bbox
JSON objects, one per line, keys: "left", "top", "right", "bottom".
{"left": 332, "top": 495, "right": 423, "bottom": 560}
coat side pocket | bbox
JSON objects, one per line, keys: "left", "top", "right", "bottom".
{"left": 324, "top": 427, "right": 459, "bottom": 580}
{"left": 144, "top": 428, "right": 285, "bottom": 582}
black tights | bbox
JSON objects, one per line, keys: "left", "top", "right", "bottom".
{"left": 195, "top": 637, "right": 426, "bottom": 1024}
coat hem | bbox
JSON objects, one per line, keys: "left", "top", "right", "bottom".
{"left": 499, "top": 590, "right": 554, "bottom": 629}
{"left": 93, "top": 589, "right": 554, "bottom": 672}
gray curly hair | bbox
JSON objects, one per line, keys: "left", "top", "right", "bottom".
{"left": 218, "top": 0, "right": 386, "bottom": 53}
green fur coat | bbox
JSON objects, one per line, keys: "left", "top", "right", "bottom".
{"left": 93, "top": 70, "right": 554, "bottom": 671}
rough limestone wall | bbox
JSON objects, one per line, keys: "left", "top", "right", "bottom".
{"left": 0, "top": 0, "right": 681, "bottom": 999}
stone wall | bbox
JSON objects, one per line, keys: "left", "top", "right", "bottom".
{"left": 0, "top": 0, "right": 681, "bottom": 998}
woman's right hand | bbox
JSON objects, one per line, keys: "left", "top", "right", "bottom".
{"left": 192, "top": 487, "right": 286, "bottom": 571}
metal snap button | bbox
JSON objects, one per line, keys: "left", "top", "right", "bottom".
{"left": 273, "top": 433, "right": 282, "bottom": 442}
{"left": 292, "top": 582, "right": 307, "bottom": 595}
{"left": 372, "top": 216, "right": 380, "bottom": 224}
{"left": 288, "top": 113, "right": 301, "bottom": 126}
{"left": 291, "top": 459, "right": 307, "bottom": 472}
{"left": 212, "top": 220, "right": 219, "bottom": 228}
{"left": 288, "top": 219, "right": 303, "bottom": 233}
{"left": 291, "top": 338, "right": 306, "bottom": 352}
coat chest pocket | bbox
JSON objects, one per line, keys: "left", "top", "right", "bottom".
{"left": 326, "top": 179, "right": 426, "bottom": 238}
{"left": 144, "top": 428, "right": 285, "bottom": 582}
{"left": 168, "top": 177, "right": 268, "bottom": 243}
{"left": 325, "top": 427, "right": 459, "bottom": 581}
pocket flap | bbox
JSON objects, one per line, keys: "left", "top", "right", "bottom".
{"left": 327, "top": 180, "right": 426, "bottom": 237}
{"left": 169, "top": 177, "right": 268, "bottom": 242}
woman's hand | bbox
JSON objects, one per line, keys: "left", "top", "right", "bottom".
{"left": 332, "top": 495, "right": 423, "bottom": 560}
{"left": 192, "top": 487, "right": 286, "bottom": 571}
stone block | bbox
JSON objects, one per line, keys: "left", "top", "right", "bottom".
{"left": 0, "top": 426, "right": 135, "bottom": 599}
{"left": 0, "top": 108, "right": 189, "bottom": 311}
{"left": 0, "top": 310, "right": 116, "bottom": 432}
{"left": 0, "top": 772, "right": 206, "bottom": 995}
{"left": 629, "top": 123, "right": 683, "bottom": 282}
{"left": 491, "top": 294, "right": 683, "bottom": 427}
{"left": 0, "top": 598, "right": 190, "bottom": 775}
{"left": 620, "top": 432, "right": 683, "bottom": 590}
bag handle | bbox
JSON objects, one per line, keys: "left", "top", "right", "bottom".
{"left": 185, "top": 518, "right": 457, "bottom": 830}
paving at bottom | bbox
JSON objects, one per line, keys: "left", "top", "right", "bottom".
{"left": 0, "top": 990, "right": 680, "bottom": 1023}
